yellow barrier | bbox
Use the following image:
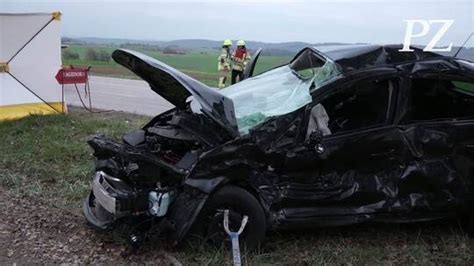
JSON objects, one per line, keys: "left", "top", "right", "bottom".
{"left": 0, "top": 102, "right": 66, "bottom": 121}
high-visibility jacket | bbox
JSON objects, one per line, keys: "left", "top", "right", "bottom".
{"left": 231, "top": 48, "right": 251, "bottom": 72}
{"left": 218, "top": 48, "right": 231, "bottom": 71}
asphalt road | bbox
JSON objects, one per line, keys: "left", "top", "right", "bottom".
{"left": 64, "top": 76, "right": 174, "bottom": 116}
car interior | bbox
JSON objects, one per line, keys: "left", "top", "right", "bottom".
{"left": 307, "top": 79, "right": 393, "bottom": 138}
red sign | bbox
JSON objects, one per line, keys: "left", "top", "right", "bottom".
{"left": 55, "top": 67, "right": 89, "bottom": 84}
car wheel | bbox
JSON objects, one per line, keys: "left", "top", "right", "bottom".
{"left": 189, "top": 185, "right": 266, "bottom": 250}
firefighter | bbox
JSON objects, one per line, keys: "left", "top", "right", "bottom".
{"left": 217, "top": 39, "right": 232, "bottom": 89}
{"left": 231, "top": 40, "right": 251, "bottom": 84}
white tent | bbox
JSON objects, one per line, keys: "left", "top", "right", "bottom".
{"left": 0, "top": 12, "right": 64, "bottom": 121}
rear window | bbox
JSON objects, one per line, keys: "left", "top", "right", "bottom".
{"left": 404, "top": 79, "right": 474, "bottom": 122}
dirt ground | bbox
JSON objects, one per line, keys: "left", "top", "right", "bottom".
{"left": 0, "top": 187, "right": 177, "bottom": 265}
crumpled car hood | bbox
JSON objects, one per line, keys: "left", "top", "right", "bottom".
{"left": 112, "top": 49, "right": 239, "bottom": 137}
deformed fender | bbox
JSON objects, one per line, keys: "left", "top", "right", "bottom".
{"left": 166, "top": 185, "right": 209, "bottom": 244}
{"left": 166, "top": 177, "right": 228, "bottom": 244}
{"left": 184, "top": 176, "right": 228, "bottom": 194}
{"left": 166, "top": 136, "right": 268, "bottom": 243}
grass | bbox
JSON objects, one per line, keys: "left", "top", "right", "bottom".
{"left": 1, "top": 107, "right": 474, "bottom": 264}
{"left": 175, "top": 224, "right": 474, "bottom": 265}
{"left": 454, "top": 81, "right": 474, "bottom": 92}
{"left": 63, "top": 45, "right": 291, "bottom": 86}
{"left": 0, "top": 108, "right": 147, "bottom": 209}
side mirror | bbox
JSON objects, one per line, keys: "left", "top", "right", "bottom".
{"left": 305, "top": 130, "right": 324, "bottom": 154}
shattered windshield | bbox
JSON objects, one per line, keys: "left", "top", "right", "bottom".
{"left": 220, "top": 49, "right": 339, "bottom": 134}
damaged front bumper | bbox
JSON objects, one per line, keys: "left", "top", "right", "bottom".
{"left": 83, "top": 171, "right": 148, "bottom": 230}
{"left": 83, "top": 170, "right": 211, "bottom": 245}
{"left": 83, "top": 192, "right": 114, "bottom": 230}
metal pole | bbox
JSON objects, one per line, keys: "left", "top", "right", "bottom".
{"left": 87, "top": 77, "right": 92, "bottom": 111}
{"left": 61, "top": 82, "right": 64, "bottom": 113}
{"left": 6, "top": 71, "right": 60, "bottom": 113}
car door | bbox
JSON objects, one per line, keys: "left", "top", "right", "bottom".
{"left": 273, "top": 72, "right": 411, "bottom": 226}
{"left": 394, "top": 73, "right": 474, "bottom": 216}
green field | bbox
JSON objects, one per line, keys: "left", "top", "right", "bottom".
{"left": 63, "top": 45, "right": 291, "bottom": 86}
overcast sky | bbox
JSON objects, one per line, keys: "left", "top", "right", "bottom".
{"left": 1, "top": 0, "right": 473, "bottom": 46}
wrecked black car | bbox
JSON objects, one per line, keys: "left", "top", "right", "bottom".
{"left": 83, "top": 44, "right": 474, "bottom": 249}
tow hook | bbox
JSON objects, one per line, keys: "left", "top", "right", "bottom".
{"left": 223, "top": 210, "right": 248, "bottom": 266}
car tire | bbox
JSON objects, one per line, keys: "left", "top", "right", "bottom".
{"left": 189, "top": 185, "right": 266, "bottom": 250}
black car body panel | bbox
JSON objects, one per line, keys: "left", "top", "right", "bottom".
{"left": 84, "top": 45, "right": 474, "bottom": 245}
{"left": 309, "top": 44, "right": 443, "bottom": 72}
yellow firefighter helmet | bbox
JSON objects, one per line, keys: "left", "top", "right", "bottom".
{"left": 223, "top": 39, "right": 232, "bottom": 46}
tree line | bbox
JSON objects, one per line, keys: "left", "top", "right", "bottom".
{"left": 62, "top": 48, "right": 111, "bottom": 62}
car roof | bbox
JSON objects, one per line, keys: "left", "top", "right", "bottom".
{"left": 308, "top": 44, "right": 443, "bottom": 72}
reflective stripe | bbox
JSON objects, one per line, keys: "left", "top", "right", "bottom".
{"left": 218, "top": 48, "right": 232, "bottom": 71}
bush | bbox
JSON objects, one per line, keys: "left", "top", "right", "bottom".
{"left": 62, "top": 49, "right": 80, "bottom": 60}
{"left": 84, "top": 48, "right": 110, "bottom": 62}
{"left": 162, "top": 46, "right": 186, "bottom": 54}
{"left": 84, "top": 48, "right": 98, "bottom": 61}
{"left": 97, "top": 50, "right": 111, "bottom": 62}
{"left": 119, "top": 42, "right": 162, "bottom": 52}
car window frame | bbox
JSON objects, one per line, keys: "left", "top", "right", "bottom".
{"left": 253, "top": 70, "right": 400, "bottom": 151}
{"left": 398, "top": 74, "right": 474, "bottom": 126}
{"left": 304, "top": 72, "right": 400, "bottom": 139}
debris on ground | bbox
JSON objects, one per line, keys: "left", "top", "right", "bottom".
{"left": 0, "top": 187, "right": 175, "bottom": 264}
